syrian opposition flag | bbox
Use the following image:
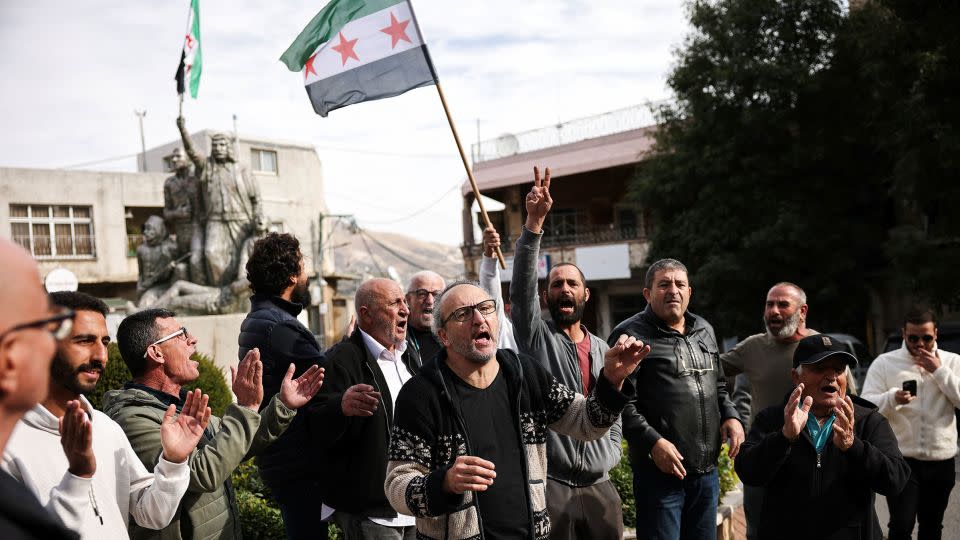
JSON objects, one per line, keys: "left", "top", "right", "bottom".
{"left": 175, "top": 0, "right": 202, "bottom": 98}
{"left": 280, "top": 0, "right": 437, "bottom": 117}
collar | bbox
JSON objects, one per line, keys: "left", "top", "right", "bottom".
{"left": 360, "top": 328, "right": 408, "bottom": 361}
{"left": 124, "top": 381, "right": 186, "bottom": 407}
{"left": 251, "top": 293, "right": 303, "bottom": 317}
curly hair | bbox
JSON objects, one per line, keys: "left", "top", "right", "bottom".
{"left": 245, "top": 232, "right": 303, "bottom": 296}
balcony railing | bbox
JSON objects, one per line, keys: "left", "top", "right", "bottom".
{"left": 462, "top": 225, "right": 646, "bottom": 258}
{"left": 12, "top": 235, "right": 96, "bottom": 259}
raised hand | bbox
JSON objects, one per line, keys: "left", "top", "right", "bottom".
{"left": 161, "top": 388, "right": 211, "bottom": 463}
{"left": 524, "top": 166, "right": 553, "bottom": 233}
{"left": 832, "top": 395, "right": 855, "bottom": 451}
{"left": 602, "top": 334, "right": 650, "bottom": 389}
{"left": 279, "top": 363, "right": 325, "bottom": 410}
{"left": 443, "top": 455, "right": 497, "bottom": 494}
{"left": 59, "top": 400, "right": 95, "bottom": 478}
{"left": 231, "top": 348, "right": 264, "bottom": 411}
{"left": 651, "top": 438, "right": 686, "bottom": 479}
{"left": 913, "top": 347, "right": 941, "bottom": 373}
{"left": 482, "top": 226, "right": 501, "bottom": 258}
{"left": 782, "top": 383, "right": 812, "bottom": 442}
{"left": 341, "top": 384, "right": 381, "bottom": 417}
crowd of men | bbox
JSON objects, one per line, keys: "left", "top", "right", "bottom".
{"left": 0, "top": 166, "right": 958, "bottom": 540}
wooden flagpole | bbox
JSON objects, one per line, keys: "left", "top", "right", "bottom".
{"left": 433, "top": 82, "right": 507, "bottom": 269}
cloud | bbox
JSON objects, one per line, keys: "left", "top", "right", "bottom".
{"left": 0, "top": 0, "right": 690, "bottom": 246}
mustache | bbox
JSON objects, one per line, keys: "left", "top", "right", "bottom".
{"left": 75, "top": 361, "right": 105, "bottom": 375}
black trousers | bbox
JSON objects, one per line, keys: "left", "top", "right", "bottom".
{"left": 886, "top": 457, "right": 956, "bottom": 540}
{"left": 546, "top": 478, "right": 623, "bottom": 540}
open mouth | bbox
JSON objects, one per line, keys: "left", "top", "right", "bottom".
{"left": 396, "top": 319, "right": 407, "bottom": 332}
{"left": 820, "top": 384, "right": 838, "bottom": 395}
{"left": 472, "top": 330, "right": 492, "bottom": 347}
{"left": 558, "top": 298, "right": 576, "bottom": 313}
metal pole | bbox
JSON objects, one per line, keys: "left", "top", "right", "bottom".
{"left": 135, "top": 110, "right": 147, "bottom": 172}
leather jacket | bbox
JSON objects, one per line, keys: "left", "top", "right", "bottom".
{"left": 609, "top": 306, "right": 741, "bottom": 474}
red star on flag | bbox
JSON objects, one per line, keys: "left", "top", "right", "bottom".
{"left": 304, "top": 52, "right": 318, "bottom": 79}
{"left": 331, "top": 31, "right": 360, "bottom": 66}
{"left": 380, "top": 12, "right": 412, "bottom": 49}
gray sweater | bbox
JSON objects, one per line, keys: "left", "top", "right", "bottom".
{"left": 510, "top": 227, "right": 622, "bottom": 487}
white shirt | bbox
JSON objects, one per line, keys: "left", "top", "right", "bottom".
{"left": 321, "top": 330, "right": 416, "bottom": 528}
{"left": 862, "top": 343, "right": 960, "bottom": 461}
{"left": 2, "top": 396, "right": 190, "bottom": 539}
{"left": 479, "top": 253, "right": 519, "bottom": 353}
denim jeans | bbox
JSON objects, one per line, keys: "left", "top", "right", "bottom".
{"left": 632, "top": 459, "right": 719, "bottom": 540}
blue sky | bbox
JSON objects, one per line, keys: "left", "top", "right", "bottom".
{"left": 0, "top": 0, "right": 691, "bottom": 246}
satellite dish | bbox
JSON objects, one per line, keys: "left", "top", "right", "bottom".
{"left": 387, "top": 266, "right": 402, "bottom": 284}
{"left": 45, "top": 268, "right": 79, "bottom": 292}
{"left": 495, "top": 133, "right": 520, "bottom": 157}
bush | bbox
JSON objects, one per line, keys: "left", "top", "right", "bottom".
{"left": 87, "top": 343, "right": 231, "bottom": 417}
{"left": 717, "top": 442, "right": 739, "bottom": 502}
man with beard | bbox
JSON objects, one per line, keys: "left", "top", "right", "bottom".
{"left": 719, "top": 282, "right": 814, "bottom": 538}
{"left": 3, "top": 291, "right": 207, "bottom": 538}
{"left": 736, "top": 335, "right": 909, "bottom": 540}
{"left": 384, "top": 281, "right": 646, "bottom": 539}
{"left": 238, "top": 232, "right": 325, "bottom": 539}
{"left": 405, "top": 271, "right": 445, "bottom": 365}
{"left": 311, "top": 278, "right": 419, "bottom": 539}
{"left": 509, "top": 166, "right": 624, "bottom": 540}
{"left": 0, "top": 238, "right": 78, "bottom": 539}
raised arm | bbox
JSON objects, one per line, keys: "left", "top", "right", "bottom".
{"left": 176, "top": 115, "right": 204, "bottom": 170}
{"left": 509, "top": 166, "right": 553, "bottom": 353}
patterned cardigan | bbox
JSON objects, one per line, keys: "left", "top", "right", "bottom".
{"left": 385, "top": 349, "right": 632, "bottom": 540}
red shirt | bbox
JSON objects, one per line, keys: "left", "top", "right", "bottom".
{"left": 575, "top": 332, "right": 593, "bottom": 394}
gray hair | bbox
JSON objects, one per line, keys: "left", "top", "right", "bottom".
{"left": 644, "top": 258, "right": 689, "bottom": 289}
{"left": 430, "top": 279, "right": 486, "bottom": 336}
{"left": 406, "top": 270, "right": 445, "bottom": 293}
{"left": 770, "top": 282, "right": 807, "bottom": 305}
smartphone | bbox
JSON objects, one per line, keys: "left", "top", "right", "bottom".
{"left": 903, "top": 380, "right": 918, "bottom": 395}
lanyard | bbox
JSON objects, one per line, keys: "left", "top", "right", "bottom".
{"left": 806, "top": 414, "right": 836, "bottom": 454}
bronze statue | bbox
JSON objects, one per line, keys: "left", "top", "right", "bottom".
{"left": 177, "top": 115, "right": 263, "bottom": 287}
{"left": 162, "top": 147, "right": 204, "bottom": 283}
{"left": 136, "top": 215, "right": 178, "bottom": 306}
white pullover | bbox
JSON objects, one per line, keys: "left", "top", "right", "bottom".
{"left": 862, "top": 343, "right": 960, "bottom": 461}
{"left": 1, "top": 396, "right": 189, "bottom": 539}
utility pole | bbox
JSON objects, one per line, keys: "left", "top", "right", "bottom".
{"left": 315, "top": 212, "right": 356, "bottom": 346}
{"left": 134, "top": 110, "right": 147, "bottom": 172}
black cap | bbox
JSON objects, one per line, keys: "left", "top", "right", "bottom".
{"left": 792, "top": 334, "right": 858, "bottom": 369}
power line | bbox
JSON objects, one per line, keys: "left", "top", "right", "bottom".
{"left": 360, "top": 229, "right": 436, "bottom": 270}
{"left": 358, "top": 231, "right": 385, "bottom": 275}
{"left": 313, "top": 144, "right": 448, "bottom": 159}
{"left": 360, "top": 183, "right": 460, "bottom": 225}
{"left": 59, "top": 152, "right": 141, "bottom": 170}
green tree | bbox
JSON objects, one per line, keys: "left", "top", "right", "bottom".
{"left": 631, "top": 0, "right": 960, "bottom": 341}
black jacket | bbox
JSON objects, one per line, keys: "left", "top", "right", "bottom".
{"left": 309, "top": 329, "right": 421, "bottom": 517}
{"left": 0, "top": 469, "right": 77, "bottom": 540}
{"left": 735, "top": 395, "right": 910, "bottom": 540}
{"left": 238, "top": 294, "right": 322, "bottom": 494}
{"left": 609, "top": 306, "right": 740, "bottom": 473}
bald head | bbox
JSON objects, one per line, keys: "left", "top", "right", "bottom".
{"left": 406, "top": 271, "right": 445, "bottom": 331}
{"left": 764, "top": 282, "right": 809, "bottom": 341}
{"left": 0, "top": 238, "right": 58, "bottom": 437}
{"left": 356, "top": 278, "right": 409, "bottom": 350}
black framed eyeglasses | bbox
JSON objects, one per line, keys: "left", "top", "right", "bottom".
{"left": 411, "top": 289, "right": 443, "bottom": 301}
{"left": 906, "top": 334, "right": 934, "bottom": 344}
{"left": 0, "top": 309, "right": 75, "bottom": 341}
{"left": 440, "top": 299, "right": 497, "bottom": 326}
{"left": 143, "top": 327, "right": 190, "bottom": 357}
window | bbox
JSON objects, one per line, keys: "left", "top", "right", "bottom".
{"left": 10, "top": 204, "right": 96, "bottom": 258}
{"left": 251, "top": 149, "right": 278, "bottom": 174}
{"left": 544, "top": 208, "right": 584, "bottom": 239}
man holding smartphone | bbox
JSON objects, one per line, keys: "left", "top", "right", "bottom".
{"left": 862, "top": 309, "right": 960, "bottom": 540}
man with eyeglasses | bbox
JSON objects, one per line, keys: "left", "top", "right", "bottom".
{"left": 0, "top": 238, "right": 79, "bottom": 539}
{"left": 862, "top": 308, "right": 960, "bottom": 540}
{"left": 3, "top": 291, "right": 209, "bottom": 539}
{"left": 311, "top": 278, "right": 419, "bottom": 539}
{"left": 385, "top": 280, "right": 647, "bottom": 539}
{"left": 405, "top": 271, "right": 446, "bottom": 365}
{"left": 609, "top": 258, "right": 743, "bottom": 540}
{"left": 510, "top": 166, "right": 624, "bottom": 539}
